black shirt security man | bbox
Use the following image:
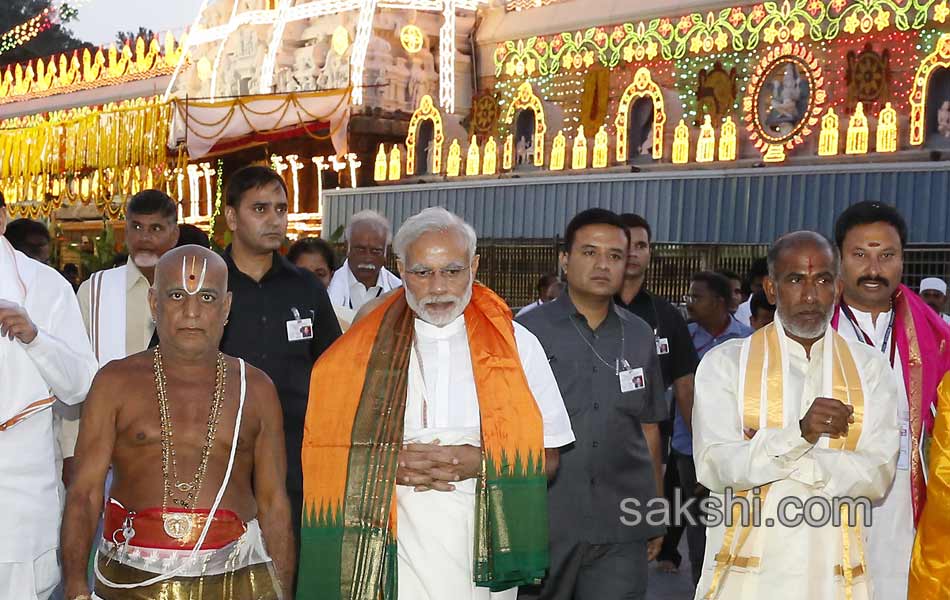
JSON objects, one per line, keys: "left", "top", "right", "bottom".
{"left": 518, "top": 209, "right": 666, "bottom": 600}
{"left": 219, "top": 166, "right": 341, "bottom": 562}
{"left": 614, "top": 213, "right": 699, "bottom": 574}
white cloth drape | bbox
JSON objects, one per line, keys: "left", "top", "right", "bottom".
{"left": 169, "top": 89, "right": 351, "bottom": 159}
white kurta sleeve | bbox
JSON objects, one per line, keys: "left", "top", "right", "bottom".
{"left": 21, "top": 274, "right": 98, "bottom": 407}
{"left": 693, "top": 340, "right": 816, "bottom": 493}
{"left": 782, "top": 347, "right": 900, "bottom": 501}
{"left": 514, "top": 322, "right": 575, "bottom": 448}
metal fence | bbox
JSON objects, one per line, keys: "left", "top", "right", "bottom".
{"left": 361, "top": 240, "right": 950, "bottom": 309}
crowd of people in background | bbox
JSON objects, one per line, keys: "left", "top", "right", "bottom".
{"left": 3, "top": 169, "right": 950, "bottom": 600}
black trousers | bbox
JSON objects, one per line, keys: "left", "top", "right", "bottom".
{"left": 672, "top": 450, "right": 706, "bottom": 586}
{"left": 520, "top": 540, "right": 648, "bottom": 600}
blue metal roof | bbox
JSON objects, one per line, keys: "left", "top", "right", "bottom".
{"left": 323, "top": 162, "right": 950, "bottom": 244}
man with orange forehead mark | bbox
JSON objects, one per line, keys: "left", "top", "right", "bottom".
{"left": 61, "top": 245, "right": 294, "bottom": 600}
{"left": 297, "top": 207, "right": 575, "bottom": 600}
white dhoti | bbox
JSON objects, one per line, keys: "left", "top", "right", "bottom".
{"left": 0, "top": 548, "right": 60, "bottom": 600}
{"left": 397, "top": 429, "right": 516, "bottom": 600}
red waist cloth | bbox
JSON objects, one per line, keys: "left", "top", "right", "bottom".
{"left": 104, "top": 498, "right": 247, "bottom": 550}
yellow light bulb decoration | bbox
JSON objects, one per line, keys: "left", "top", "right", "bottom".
{"left": 846, "top": 102, "right": 869, "bottom": 155}
{"left": 400, "top": 25, "right": 425, "bottom": 54}
{"left": 571, "top": 125, "right": 588, "bottom": 170}
{"left": 482, "top": 136, "right": 498, "bottom": 176}
{"left": 332, "top": 26, "right": 350, "bottom": 56}
{"left": 719, "top": 116, "right": 737, "bottom": 161}
{"left": 446, "top": 139, "right": 462, "bottom": 177}
{"left": 696, "top": 115, "right": 716, "bottom": 163}
{"left": 876, "top": 102, "right": 898, "bottom": 153}
{"left": 388, "top": 146, "right": 402, "bottom": 181}
{"left": 818, "top": 108, "right": 840, "bottom": 157}
{"left": 592, "top": 125, "right": 609, "bottom": 168}
{"left": 466, "top": 136, "right": 481, "bottom": 176}
{"left": 550, "top": 130, "right": 567, "bottom": 171}
{"left": 374, "top": 145, "right": 388, "bottom": 181}
{"left": 672, "top": 120, "right": 690, "bottom": 164}
{"left": 503, "top": 134, "right": 514, "bottom": 171}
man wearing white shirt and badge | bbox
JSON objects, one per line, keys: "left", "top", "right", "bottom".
{"left": 693, "top": 231, "right": 899, "bottom": 600}
{"left": 327, "top": 209, "right": 402, "bottom": 315}
{"left": 830, "top": 202, "right": 950, "bottom": 600}
{"left": 0, "top": 192, "right": 99, "bottom": 599}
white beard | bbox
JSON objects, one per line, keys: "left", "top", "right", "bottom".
{"left": 406, "top": 275, "right": 474, "bottom": 327}
{"left": 132, "top": 252, "right": 159, "bottom": 269}
{"left": 778, "top": 303, "right": 835, "bottom": 339}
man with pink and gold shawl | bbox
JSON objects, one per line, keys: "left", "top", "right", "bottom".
{"left": 831, "top": 201, "right": 950, "bottom": 600}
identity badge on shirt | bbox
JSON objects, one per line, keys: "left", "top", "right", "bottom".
{"left": 286, "top": 307, "right": 314, "bottom": 342}
{"left": 897, "top": 407, "right": 910, "bottom": 471}
{"left": 655, "top": 337, "right": 670, "bottom": 355}
{"left": 619, "top": 367, "right": 646, "bottom": 393}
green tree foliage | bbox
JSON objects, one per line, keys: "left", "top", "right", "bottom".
{"left": 0, "top": 0, "right": 88, "bottom": 68}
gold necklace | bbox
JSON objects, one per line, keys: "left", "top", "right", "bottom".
{"left": 152, "top": 347, "right": 228, "bottom": 539}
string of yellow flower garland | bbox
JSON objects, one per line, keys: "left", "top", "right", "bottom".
{"left": 0, "top": 96, "right": 171, "bottom": 218}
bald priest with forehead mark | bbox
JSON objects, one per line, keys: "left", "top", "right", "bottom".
{"left": 61, "top": 245, "right": 294, "bottom": 600}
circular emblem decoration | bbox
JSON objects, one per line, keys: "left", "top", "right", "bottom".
{"left": 163, "top": 513, "right": 195, "bottom": 540}
{"left": 400, "top": 25, "right": 425, "bottom": 54}
{"left": 472, "top": 93, "right": 501, "bottom": 136}
{"left": 743, "top": 43, "right": 826, "bottom": 158}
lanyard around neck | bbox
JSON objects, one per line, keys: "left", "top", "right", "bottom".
{"left": 839, "top": 300, "right": 897, "bottom": 367}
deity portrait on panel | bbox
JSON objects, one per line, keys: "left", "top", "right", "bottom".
{"left": 759, "top": 60, "right": 811, "bottom": 139}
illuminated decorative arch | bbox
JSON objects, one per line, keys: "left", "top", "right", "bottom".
{"left": 406, "top": 95, "right": 445, "bottom": 175}
{"left": 909, "top": 33, "right": 950, "bottom": 146}
{"left": 743, "top": 42, "right": 826, "bottom": 163}
{"left": 614, "top": 67, "right": 666, "bottom": 162}
{"left": 503, "top": 82, "right": 547, "bottom": 167}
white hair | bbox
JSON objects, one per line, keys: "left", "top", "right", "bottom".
{"left": 345, "top": 209, "right": 392, "bottom": 245}
{"left": 393, "top": 207, "right": 477, "bottom": 262}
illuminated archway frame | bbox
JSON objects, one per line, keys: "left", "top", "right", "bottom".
{"left": 406, "top": 95, "right": 445, "bottom": 175}
{"left": 503, "top": 82, "right": 548, "bottom": 167}
{"left": 743, "top": 42, "right": 826, "bottom": 161}
{"left": 615, "top": 67, "right": 666, "bottom": 162}
{"left": 909, "top": 33, "right": 950, "bottom": 146}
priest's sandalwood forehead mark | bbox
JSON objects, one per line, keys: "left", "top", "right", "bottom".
{"left": 182, "top": 255, "right": 208, "bottom": 295}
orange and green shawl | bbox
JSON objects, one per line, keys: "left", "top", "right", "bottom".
{"left": 296, "top": 284, "right": 549, "bottom": 600}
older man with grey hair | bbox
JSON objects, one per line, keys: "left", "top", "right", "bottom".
{"left": 297, "top": 207, "right": 574, "bottom": 600}
{"left": 692, "top": 231, "right": 899, "bottom": 600}
{"left": 327, "top": 209, "right": 403, "bottom": 312}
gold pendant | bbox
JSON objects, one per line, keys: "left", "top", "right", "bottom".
{"left": 176, "top": 482, "right": 194, "bottom": 492}
{"left": 163, "top": 513, "right": 194, "bottom": 540}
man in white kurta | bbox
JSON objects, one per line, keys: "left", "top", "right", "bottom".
{"left": 692, "top": 231, "right": 900, "bottom": 600}
{"left": 0, "top": 217, "right": 98, "bottom": 599}
{"left": 397, "top": 314, "right": 575, "bottom": 600}
{"left": 327, "top": 210, "right": 402, "bottom": 312}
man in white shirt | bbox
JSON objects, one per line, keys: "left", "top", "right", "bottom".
{"left": 693, "top": 231, "right": 899, "bottom": 600}
{"left": 918, "top": 277, "right": 950, "bottom": 325}
{"left": 326, "top": 209, "right": 402, "bottom": 312}
{"left": 830, "top": 202, "right": 950, "bottom": 600}
{"left": 515, "top": 273, "right": 563, "bottom": 317}
{"left": 71, "top": 191, "right": 180, "bottom": 474}
{"left": 298, "top": 207, "right": 574, "bottom": 600}
{"left": 0, "top": 193, "right": 99, "bottom": 599}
